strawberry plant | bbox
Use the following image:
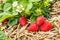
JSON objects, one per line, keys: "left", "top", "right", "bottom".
{"left": 0, "top": 0, "right": 55, "bottom": 26}
{"left": 0, "top": 29, "right": 11, "bottom": 40}
{"left": 0, "top": 31, "right": 7, "bottom": 40}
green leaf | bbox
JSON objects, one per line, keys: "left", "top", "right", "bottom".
{"left": 30, "top": 15, "right": 37, "bottom": 23}
{"left": 29, "top": 0, "right": 41, "bottom": 2}
{"left": 12, "top": 11, "right": 18, "bottom": 15}
{"left": 33, "top": 13, "right": 42, "bottom": 16}
{"left": 3, "top": 0, "right": 8, "bottom": 3}
{"left": 0, "top": 12, "right": 11, "bottom": 16}
{"left": 3, "top": 3, "right": 11, "bottom": 11}
{"left": 26, "top": 2, "right": 33, "bottom": 10}
{"left": 0, "top": 4, "right": 2, "bottom": 10}
{"left": 0, "top": 31, "right": 7, "bottom": 40}
{"left": 0, "top": 12, "right": 12, "bottom": 22}
{"left": 12, "top": 7, "right": 18, "bottom": 15}
{"left": 0, "top": 15, "right": 10, "bottom": 23}
{"left": 18, "top": 0, "right": 29, "bottom": 9}
{"left": 7, "top": 18, "right": 18, "bottom": 26}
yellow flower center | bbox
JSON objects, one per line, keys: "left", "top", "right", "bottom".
{"left": 44, "top": 1, "right": 49, "bottom": 6}
{"left": 35, "top": 8, "right": 42, "bottom": 13}
{"left": 18, "top": 7, "right": 22, "bottom": 11}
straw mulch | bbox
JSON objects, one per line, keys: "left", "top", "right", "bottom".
{"left": 0, "top": 0, "right": 60, "bottom": 40}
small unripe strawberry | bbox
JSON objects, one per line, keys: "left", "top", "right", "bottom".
{"left": 2, "top": 19, "right": 7, "bottom": 23}
{"left": 40, "top": 21, "right": 52, "bottom": 32}
{"left": 19, "top": 17, "right": 27, "bottom": 26}
{"left": 28, "top": 22, "right": 38, "bottom": 32}
{"left": 36, "top": 16, "right": 45, "bottom": 26}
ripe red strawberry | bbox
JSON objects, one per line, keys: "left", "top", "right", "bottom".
{"left": 36, "top": 16, "right": 45, "bottom": 26}
{"left": 2, "top": 19, "right": 7, "bottom": 23}
{"left": 40, "top": 21, "right": 52, "bottom": 32}
{"left": 19, "top": 17, "right": 27, "bottom": 26}
{"left": 28, "top": 22, "right": 38, "bottom": 32}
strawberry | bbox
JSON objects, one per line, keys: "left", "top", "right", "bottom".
{"left": 36, "top": 16, "right": 45, "bottom": 26}
{"left": 40, "top": 21, "right": 52, "bottom": 32}
{"left": 19, "top": 17, "right": 27, "bottom": 26}
{"left": 28, "top": 22, "right": 38, "bottom": 32}
{"left": 2, "top": 19, "right": 7, "bottom": 23}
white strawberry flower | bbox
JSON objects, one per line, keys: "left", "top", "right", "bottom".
{"left": 12, "top": 1, "right": 18, "bottom": 7}
{"left": 16, "top": 5, "right": 24, "bottom": 13}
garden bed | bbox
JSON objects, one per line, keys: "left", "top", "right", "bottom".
{"left": 0, "top": 0, "right": 60, "bottom": 40}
